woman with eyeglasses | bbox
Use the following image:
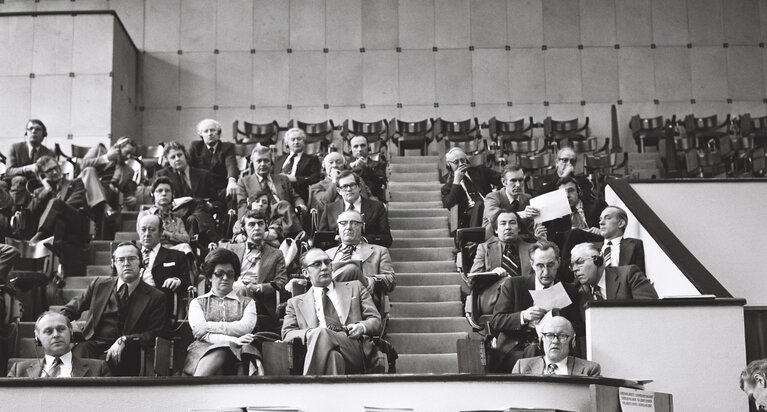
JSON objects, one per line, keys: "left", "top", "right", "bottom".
{"left": 184, "top": 247, "right": 258, "bottom": 376}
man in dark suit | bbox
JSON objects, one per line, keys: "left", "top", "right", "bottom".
{"left": 570, "top": 242, "right": 658, "bottom": 302}
{"left": 137, "top": 214, "right": 190, "bottom": 315}
{"left": 187, "top": 118, "right": 239, "bottom": 205}
{"left": 7, "top": 311, "right": 111, "bottom": 378}
{"left": 512, "top": 315, "right": 600, "bottom": 376}
{"left": 273, "top": 128, "right": 322, "bottom": 205}
{"left": 157, "top": 141, "right": 221, "bottom": 247}
{"left": 6, "top": 119, "right": 55, "bottom": 179}
{"left": 348, "top": 135, "right": 387, "bottom": 202}
{"left": 79, "top": 137, "right": 138, "bottom": 211}
{"left": 325, "top": 210, "right": 396, "bottom": 296}
{"left": 538, "top": 147, "right": 592, "bottom": 196}
{"left": 483, "top": 165, "right": 541, "bottom": 239}
{"left": 237, "top": 145, "right": 306, "bottom": 235}
{"left": 441, "top": 147, "right": 502, "bottom": 230}
{"left": 225, "top": 209, "right": 288, "bottom": 333}
{"left": 489, "top": 240, "right": 584, "bottom": 373}
{"left": 27, "top": 156, "right": 90, "bottom": 277}
{"left": 60, "top": 242, "right": 167, "bottom": 376}
{"left": 598, "top": 205, "right": 645, "bottom": 272}
{"left": 282, "top": 248, "right": 381, "bottom": 375}
{"left": 319, "top": 171, "right": 392, "bottom": 248}
{"left": 470, "top": 211, "right": 536, "bottom": 317}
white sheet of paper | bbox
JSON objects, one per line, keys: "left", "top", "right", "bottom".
{"left": 529, "top": 282, "right": 572, "bottom": 310}
{"left": 618, "top": 387, "right": 656, "bottom": 411}
{"left": 529, "top": 188, "right": 571, "bottom": 224}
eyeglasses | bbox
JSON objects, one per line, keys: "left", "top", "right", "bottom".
{"left": 114, "top": 256, "right": 140, "bottom": 264}
{"left": 541, "top": 332, "right": 571, "bottom": 341}
{"left": 27, "top": 127, "right": 43, "bottom": 132}
{"left": 212, "top": 270, "right": 236, "bottom": 279}
{"left": 534, "top": 262, "right": 558, "bottom": 270}
{"left": 338, "top": 183, "right": 358, "bottom": 191}
{"left": 558, "top": 157, "right": 577, "bottom": 164}
{"left": 338, "top": 220, "right": 363, "bottom": 227}
{"left": 305, "top": 259, "right": 332, "bottom": 269}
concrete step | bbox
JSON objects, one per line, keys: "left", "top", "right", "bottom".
{"left": 390, "top": 217, "right": 448, "bottom": 230}
{"left": 391, "top": 229, "right": 451, "bottom": 238}
{"left": 87, "top": 265, "right": 111, "bottom": 277}
{"left": 391, "top": 238, "right": 454, "bottom": 248}
{"left": 92, "top": 251, "right": 112, "bottom": 265}
{"left": 61, "top": 288, "right": 83, "bottom": 302}
{"left": 121, "top": 211, "right": 139, "bottom": 220}
{"left": 387, "top": 332, "right": 468, "bottom": 354}
{"left": 114, "top": 231, "right": 139, "bottom": 241}
{"left": 391, "top": 163, "right": 438, "bottom": 173}
{"left": 389, "top": 191, "right": 441, "bottom": 202}
{"left": 394, "top": 261, "right": 455, "bottom": 273}
{"left": 396, "top": 353, "right": 458, "bottom": 374}
{"left": 390, "top": 172, "right": 441, "bottom": 183}
{"left": 390, "top": 301, "right": 464, "bottom": 318}
{"left": 90, "top": 240, "right": 112, "bottom": 252}
{"left": 387, "top": 208, "right": 448, "bottom": 218}
{"left": 389, "top": 317, "right": 472, "bottom": 333}
{"left": 389, "top": 247, "right": 453, "bottom": 261}
{"left": 389, "top": 285, "right": 461, "bottom": 302}
{"left": 391, "top": 156, "right": 441, "bottom": 164}
{"left": 388, "top": 182, "right": 441, "bottom": 191}
{"left": 397, "top": 273, "right": 463, "bottom": 286}
{"left": 121, "top": 220, "right": 137, "bottom": 232}
{"left": 64, "top": 276, "right": 104, "bottom": 289}
{"left": 388, "top": 201, "right": 443, "bottom": 210}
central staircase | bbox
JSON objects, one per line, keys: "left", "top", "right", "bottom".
{"left": 385, "top": 155, "right": 471, "bottom": 373}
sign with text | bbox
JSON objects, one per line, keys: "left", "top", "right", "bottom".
{"left": 619, "top": 387, "right": 655, "bottom": 411}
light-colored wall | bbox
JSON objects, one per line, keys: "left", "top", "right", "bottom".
{"left": 2, "top": 0, "right": 767, "bottom": 152}
{"left": 587, "top": 303, "right": 748, "bottom": 411}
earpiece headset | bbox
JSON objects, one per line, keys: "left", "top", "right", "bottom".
{"left": 591, "top": 254, "right": 604, "bottom": 267}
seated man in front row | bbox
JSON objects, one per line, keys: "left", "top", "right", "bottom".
{"left": 60, "top": 242, "right": 167, "bottom": 376}
{"left": 319, "top": 170, "right": 392, "bottom": 248}
{"left": 469, "top": 211, "right": 535, "bottom": 316}
{"left": 325, "top": 210, "right": 396, "bottom": 296}
{"left": 570, "top": 242, "right": 658, "bottom": 303}
{"left": 282, "top": 248, "right": 381, "bottom": 375}
{"left": 7, "top": 311, "right": 112, "bottom": 378}
{"left": 489, "top": 240, "right": 583, "bottom": 373}
{"left": 512, "top": 314, "right": 600, "bottom": 376}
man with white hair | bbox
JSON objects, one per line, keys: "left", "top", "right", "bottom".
{"left": 188, "top": 118, "right": 239, "bottom": 204}
{"left": 441, "top": 147, "right": 501, "bottom": 229}
{"left": 348, "top": 135, "right": 387, "bottom": 202}
{"left": 273, "top": 128, "right": 322, "bottom": 205}
{"left": 308, "top": 152, "right": 372, "bottom": 213}
{"left": 570, "top": 242, "right": 657, "bottom": 302}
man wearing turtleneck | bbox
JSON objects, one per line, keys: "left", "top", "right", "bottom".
{"left": 489, "top": 240, "right": 584, "bottom": 373}
{"left": 226, "top": 209, "right": 287, "bottom": 333}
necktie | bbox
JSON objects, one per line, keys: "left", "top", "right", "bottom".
{"left": 348, "top": 203, "right": 356, "bottom": 211}
{"left": 49, "top": 357, "right": 62, "bottom": 377}
{"left": 178, "top": 170, "right": 192, "bottom": 196}
{"left": 282, "top": 154, "right": 294, "bottom": 175}
{"left": 592, "top": 285, "right": 604, "bottom": 301}
{"left": 341, "top": 244, "right": 355, "bottom": 261}
{"left": 511, "top": 199, "right": 520, "bottom": 211}
{"left": 603, "top": 241, "right": 612, "bottom": 267}
{"left": 322, "top": 287, "right": 344, "bottom": 331}
{"left": 142, "top": 248, "right": 151, "bottom": 268}
{"left": 546, "top": 363, "right": 558, "bottom": 375}
{"left": 570, "top": 206, "right": 587, "bottom": 229}
{"left": 502, "top": 243, "right": 520, "bottom": 277}
{"left": 117, "top": 283, "right": 129, "bottom": 307}
{"left": 31, "top": 146, "right": 38, "bottom": 161}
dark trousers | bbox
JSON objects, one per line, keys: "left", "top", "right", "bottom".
{"left": 37, "top": 198, "right": 89, "bottom": 276}
{"left": 72, "top": 338, "right": 142, "bottom": 376}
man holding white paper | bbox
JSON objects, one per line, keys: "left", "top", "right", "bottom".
{"left": 489, "top": 240, "right": 584, "bottom": 373}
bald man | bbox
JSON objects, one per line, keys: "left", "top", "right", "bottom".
{"left": 441, "top": 147, "right": 501, "bottom": 229}
{"left": 348, "top": 135, "right": 387, "bottom": 202}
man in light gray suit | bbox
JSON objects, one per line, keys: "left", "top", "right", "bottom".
{"left": 512, "top": 315, "right": 600, "bottom": 376}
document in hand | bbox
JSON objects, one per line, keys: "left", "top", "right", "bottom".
{"left": 529, "top": 188, "right": 571, "bottom": 224}
{"left": 529, "top": 282, "right": 573, "bottom": 310}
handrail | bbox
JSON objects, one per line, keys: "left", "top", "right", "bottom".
{"left": 606, "top": 178, "right": 732, "bottom": 297}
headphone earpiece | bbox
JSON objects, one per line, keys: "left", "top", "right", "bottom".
{"left": 570, "top": 336, "right": 577, "bottom": 350}
{"left": 34, "top": 335, "right": 41, "bottom": 346}
{"left": 592, "top": 255, "right": 604, "bottom": 267}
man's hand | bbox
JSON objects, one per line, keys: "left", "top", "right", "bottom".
{"left": 233, "top": 333, "right": 255, "bottom": 346}
{"left": 240, "top": 274, "right": 257, "bottom": 286}
{"left": 162, "top": 277, "right": 181, "bottom": 291}
{"left": 350, "top": 158, "right": 366, "bottom": 169}
{"left": 123, "top": 196, "right": 137, "bottom": 207}
{"left": 40, "top": 178, "right": 53, "bottom": 192}
{"left": 346, "top": 323, "right": 365, "bottom": 338}
{"left": 520, "top": 206, "right": 540, "bottom": 219}
{"left": 105, "top": 337, "right": 127, "bottom": 365}
{"left": 586, "top": 227, "right": 601, "bottom": 235}
{"left": 522, "top": 306, "right": 547, "bottom": 324}
{"left": 329, "top": 168, "right": 341, "bottom": 182}
{"left": 106, "top": 145, "right": 121, "bottom": 162}
{"left": 534, "top": 224, "right": 548, "bottom": 240}
{"left": 452, "top": 165, "right": 468, "bottom": 184}
{"left": 23, "top": 164, "right": 39, "bottom": 175}
{"left": 295, "top": 203, "right": 308, "bottom": 214}
{"left": 558, "top": 162, "right": 574, "bottom": 178}
{"left": 226, "top": 178, "right": 238, "bottom": 197}
{"left": 491, "top": 267, "right": 508, "bottom": 277}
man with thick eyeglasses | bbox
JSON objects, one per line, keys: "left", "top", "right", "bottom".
{"left": 325, "top": 210, "right": 396, "bottom": 299}
{"left": 319, "top": 170, "right": 392, "bottom": 248}
{"left": 282, "top": 248, "right": 381, "bottom": 375}
{"left": 6, "top": 119, "right": 55, "bottom": 180}
{"left": 570, "top": 242, "right": 657, "bottom": 305}
{"left": 441, "top": 147, "right": 502, "bottom": 230}
{"left": 511, "top": 315, "right": 600, "bottom": 376}
{"left": 489, "top": 240, "right": 584, "bottom": 373}
{"left": 60, "top": 242, "right": 167, "bottom": 376}
{"left": 26, "top": 155, "right": 89, "bottom": 277}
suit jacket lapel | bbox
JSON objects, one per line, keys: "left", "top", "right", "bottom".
{"left": 27, "top": 362, "right": 42, "bottom": 377}
{"left": 567, "top": 356, "right": 576, "bottom": 374}
{"left": 298, "top": 292, "right": 318, "bottom": 328}
{"left": 91, "top": 279, "right": 117, "bottom": 333}
{"left": 71, "top": 356, "right": 89, "bottom": 377}
{"left": 488, "top": 239, "right": 501, "bottom": 271}
{"left": 606, "top": 267, "right": 620, "bottom": 299}
{"left": 337, "top": 282, "right": 351, "bottom": 325}
{"left": 619, "top": 240, "right": 631, "bottom": 266}
{"left": 359, "top": 243, "right": 374, "bottom": 264}
{"left": 124, "top": 283, "right": 149, "bottom": 333}
{"left": 152, "top": 247, "right": 169, "bottom": 271}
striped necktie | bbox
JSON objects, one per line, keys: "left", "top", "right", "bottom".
{"left": 603, "top": 241, "right": 612, "bottom": 267}
{"left": 546, "top": 363, "right": 558, "bottom": 375}
{"left": 502, "top": 242, "right": 520, "bottom": 277}
{"left": 48, "top": 357, "right": 62, "bottom": 377}
{"left": 592, "top": 285, "right": 605, "bottom": 300}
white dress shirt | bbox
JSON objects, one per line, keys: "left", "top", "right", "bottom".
{"left": 602, "top": 236, "right": 622, "bottom": 267}
{"left": 343, "top": 197, "right": 362, "bottom": 212}
{"left": 311, "top": 282, "right": 344, "bottom": 328}
{"left": 43, "top": 351, "right": 73, "bottom": 377}
{"left": 140, "top": 243, "right": 162, "bottom": 286}
{"left": 544, "top": 357, "right": 569, "bottom": 375}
